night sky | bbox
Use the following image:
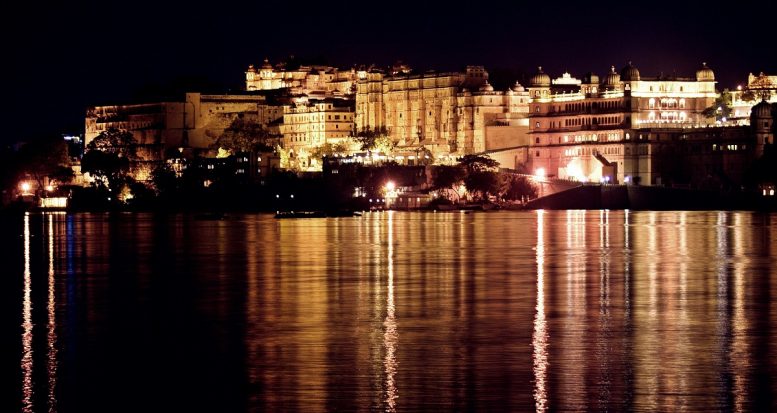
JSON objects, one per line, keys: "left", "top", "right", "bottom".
{"left": 5, "top": 0, "right": 776, "bottom": 142}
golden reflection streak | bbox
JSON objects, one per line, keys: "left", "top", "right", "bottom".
{"left": 21, "top": 213, "right": 33, "bottom": 413}
{"left": 47, "top": 214, "right": 58, "bottom": 412}
{"left": 731, "top": 233, "right": 748, "bottom": 413}
{"left": 624, "top": 210, "right": 630, "bottom": 317}
{"left": 715, "top": 211, "right": 731, "bottom": 410}
{"left": 532, "top": 210, "right": 548, "bottom": 412}
{"left": 383, "top": 211, "right": 398, "bottom": 412}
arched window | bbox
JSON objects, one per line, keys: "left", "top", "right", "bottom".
{"left": 679, "top": 99, "right": 686, "bottom": 109}
{"left": 649, "top": 98, "right": 655, "bottom": 109}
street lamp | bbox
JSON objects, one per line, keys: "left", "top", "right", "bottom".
{"left": 384, "top": 181, "right": 398, "bottom": 208}
{"left": 20, "top": 181, "right": 32, "bottom": 195}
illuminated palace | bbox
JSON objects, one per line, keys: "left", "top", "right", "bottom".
{"left": 356, "top": 66, "right": 530, "bottom": 157}
{"left": 730, "top": 71, "right": 777, "bottom": 122}
{"left": 527, "top": 62, "right": 742, "bottom": 185}
{"left": 280, "top": 98, "right": 354, "bottom": 152}
{"left": 246, "top": 58, "right": 357, "bottom": 97}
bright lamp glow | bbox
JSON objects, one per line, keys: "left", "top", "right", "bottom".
{"left": 20, "top": 182, "right": 32, "bottom": 193}
{"left": 534, "top": 168, "right": 546, "bottom": 179}
{"left": 385, "top": 181, "right": 396, "bottom": 191}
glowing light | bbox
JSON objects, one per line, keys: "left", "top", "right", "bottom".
{"left": 20, "top": 182, "right": 32, "bottom": 194}
{"left": 385, "top": 181, "right": 396, "bottom": 191}
{"left": 624, "top": 176, "right": 631, "bottom": 183}
{"left": 534, "top": 168, "right": 546, "bottom": 179}
{"left": 45, "top": 185, "right": 54, "bottom": 192}
{"left": 565, "top": 162, "right": 588, "bottom": 182}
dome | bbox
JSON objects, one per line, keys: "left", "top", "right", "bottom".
{"left": 512, "top": 81, "right": 525, "bottom": 92}
{"left": 247, "top": 64, "right": 256, "bottom": 72}
{"left": 479, "top": 81, "right": 494, "bottom": 92}
{"left": 620, "top": 61, "right": 640, "bottom": 81}
{"left": 583, "top": 72, "right": 599, "bottom": 84}
{"left": 530, "top": 66, "right": 551, "bottom": 87}
{"left": 461, "top": 88, "right": 471, "bottom": 96}
{"left": 604, "top": 66, "right": 621, "bottom": 86}
{"left": 696, "top": 62, "right": 715, "bottom": 81}
{"left": 261, "top": 58, "right": 273, "bottom": 70}
{"left": 752, "top": 100, "right": 773, "bottom": 118}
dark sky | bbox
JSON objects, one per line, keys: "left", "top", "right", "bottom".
{"left": 5, "top": 0, "right": 777, "bottom": 142}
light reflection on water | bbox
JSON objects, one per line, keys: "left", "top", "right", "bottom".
{"left": 21, "top": 213, "right": 33, "bottom": 413}
{"left": 532, "top": 210, "right": 548, "bottom": 412}
{"left": 9, "top": 211, "right": 777, "bottom": 412}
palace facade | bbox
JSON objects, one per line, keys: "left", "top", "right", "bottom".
{"left": 246, "top": 58, "right": 357, "bottom": 97}
{"left": 730, "top": 72, "right": 777, "bottom": 122}
{"left": 527, "top": 63, "right": 728, "bottom": 184}
{"left": 356, "top": 66, "right": 530, "bottom": 156}
{"left": 280, "top": 98, "right": 355, "bottom": 151}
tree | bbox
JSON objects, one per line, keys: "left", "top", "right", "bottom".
{"left": 15, "top": 138, "right": 73, "bottom": 190}
{"left": 311, "top": 142, "right": 348, "bottom": 159}
{"left": 501, "top": 174, "right": 537, "bottom": 201}
{"left": 81, "top": 149, "right": 130, "bottom": 193}
{"left": 702, "top": 91, "right": 733, "bottom": 121}
{"left": 355, "top": 126, "right": 392, "bottom": 153}
{"left": 458, "top": 154, "right": 500, "bottom": 174}
{"left": 432, "top": 165, "right": 465, "bottom": 201}
{"left": 213, "top": 118, "right": 276, "bottom": 154}
{"left": 465, "top": 170, "right": 499, "bottom": 201}
{"left": 151, "top": 163, "right": 178, "bottom": 196}
{"left": 87, "top": 128, "right": 137, "bottom": 158}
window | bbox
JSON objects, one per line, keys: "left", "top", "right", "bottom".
{"left": 535, "top": 137, "right": 540, "bottom": 144}
{"left": 535, "top": 122, "right": 540, "bottom": 128}
{"left": 535, "top": 151, "right": 540, "bottom": 157}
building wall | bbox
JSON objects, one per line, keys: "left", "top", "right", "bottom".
{"left": 355, "top": 66, "right": 530, "bottom": 156}
{"left": 280, "top": 100, "right": 355, "bottom": 151}
{"left": 246, "top": 60, "right": 357, "bottom": 96}
{"left": 528, "top": 68, "right": 719, "bottom": 184}
{"left": 484, "top": 124, "right": 530, "bottom": 151}
{"left": 184, "top": 92, "right": 287, "bottom": 149}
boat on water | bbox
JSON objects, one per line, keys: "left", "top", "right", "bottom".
{"left": 274, "top": 210, "right": 362, "bottom": 219}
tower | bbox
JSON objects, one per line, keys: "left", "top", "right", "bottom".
{"left": 752, "top": 100, "right": 774, "bottom": 157}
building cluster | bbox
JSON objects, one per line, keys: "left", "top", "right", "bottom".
{"left": 81, "top": 56, "right": 776, "bottom": 191}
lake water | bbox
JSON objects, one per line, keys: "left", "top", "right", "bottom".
{"left": 2, "top": 211, "right": 776, "bottom": 412}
